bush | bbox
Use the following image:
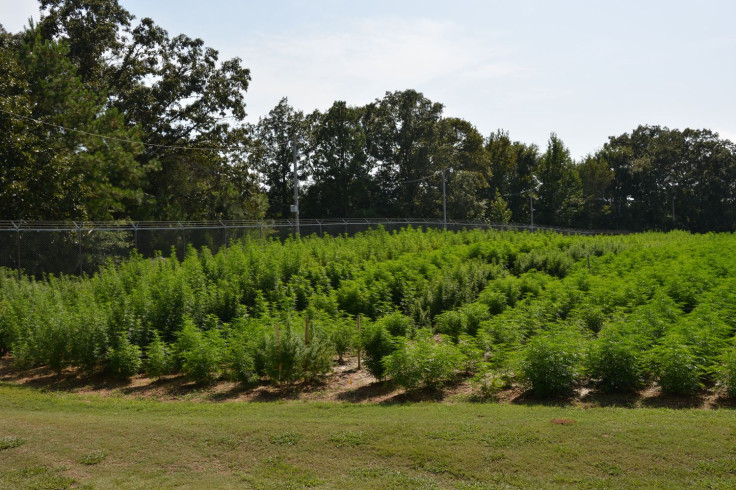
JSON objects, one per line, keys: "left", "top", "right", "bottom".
{"left": 434, "top": 310, "right": 467, "bottom": 340}
{"left": 145, "top": 333, "right": 171, "bottom": 379}
{"left": 330, "top": 318, "right": 354, "bottom": 362}
{"left": 226, "top": 335, "right": 257, "bottom": 384}
{"left": 178, "top": 327, "right": 224, "bottom": 383}
{"left": 377, "top": 312, "right": 413, "bottom": 337}
{"left": 650, "top": 336, "right": 701, "bottom": 395}
{"left": 107, "top": 333, "right": 142, "bottom": 380}
{"left": 300, "top": 331, "right": 334, "bottom": 382}
{"left": 519, "top": 330, "right": 583, "bottom": 397}
{"left": 587, "top": 328, "right": 644, "bottom": 393}
{"left": 459, "top": 303, "right": 490, "bottom": 336}
{"left": 360, "top": 322, "right": 396, "bottom": 379}
{"left": 719, "top": 346, "right": 736, "bottom": 398}
{"left": 263, "top": 325, "right": 304, "bottom": 383}
{"left": 383, "top": 333, "right": 465, "bottom": 389}
{"left": 478, "top": 289, "right": 507, "bottom": 315}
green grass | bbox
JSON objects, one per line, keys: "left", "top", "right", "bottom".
{"left": 1, "top": 384, "right": 736, "bottom": 488}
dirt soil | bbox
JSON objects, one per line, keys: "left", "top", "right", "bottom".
{"left": 0, "top": 355, "right": 731, "bottom": 408}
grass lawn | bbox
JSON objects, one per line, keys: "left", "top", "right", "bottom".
{"left": 1, "top": 385, "right": 736, "bottom": 488}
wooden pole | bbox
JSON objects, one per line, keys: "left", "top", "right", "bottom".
{"left": 276, "top": 323, "right": 281, "bottom": 383}
{"left": 357, "top": 315, "right": 361, "bottom": 370}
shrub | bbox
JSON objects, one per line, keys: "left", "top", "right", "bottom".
{"left": 179, "top": 328, "right": 224, "bottom": 383}
{"left": 587, "top": 328, "right": 644, "bottom": 393}
{"left": 263, "top": 325, "right": 304, "bottom": 383}
{"left": 478, "top": 289, "right": 507, "bottom": 315}
{"left": 360, "top": 322, "right": 396, "bottom": 379}
{"left": 145, "top": 333, "right": 171, "bottom": 379}
{"left": 719, "top": 346, "right": 736, "bottom": 398}
{"left": 107, "top": 333, "right": 142, "bottom": 380}
{"left": 457, "top": 334, "right": 485, "bottom": 374}
{"left": 459, "top": 303, "right": 490, "bottom": 336}
{"left": 434, "top": 310, "right": 467, "bottom": 340}
{"left": 300, "top": 331, "right": 334, "bottom": 382}
{"left": 650, "top": 336, "right": 701, "bottom": 395}
{"left": 226, "top": 335, "right": 257, "bottom": 384}
{"left": 377, "top": 312, "right": 413, "bottom": 337}
{"left": 330, "top": 318, "right": 354, "bottom": 362}
{"left": 383, "top": 333, "right": 465, "bottom": 389}
{"left": 518, "top": 330, "right": 583, "bottom": 397}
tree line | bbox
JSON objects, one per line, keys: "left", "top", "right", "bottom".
{"left": 1, "top": 0, "right": 735, "bottom": 232}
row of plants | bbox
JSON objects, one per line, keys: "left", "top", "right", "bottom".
{"left": 1, "top": 227, "right": 736, "bottom": 398}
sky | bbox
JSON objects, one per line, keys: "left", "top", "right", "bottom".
{"left": 2, "top": 0, "right": 735, "bottom": 159}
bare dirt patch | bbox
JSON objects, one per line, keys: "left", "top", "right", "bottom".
{"left": 0, "top": 355, "right": 730, "bottom": 408}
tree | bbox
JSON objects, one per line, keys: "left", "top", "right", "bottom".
{"left": 0, "top": 27, "right": 146, "bottom": 220}
{"left": 301, "top": 101, "right": 376, "bottom": 218}
{"left": 252, "top": 98, "right": 305, "bottom": 218}
{"left": 35, "top": 0, "right": 265, "bottom": 220}
{"left": 364, "top": 90, "right": 444, "bottom": 216}
{"left": 576, "top": 153, "right": 614, "bottom": 228}
{"left": 535, "top": 134, "right": 582, "bottom": 226}
{"left": 600, "top": 125, "right": 736, "bottom": 231}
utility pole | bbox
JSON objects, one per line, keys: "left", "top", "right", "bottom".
{"left": 672, "top": 195, "right": 676, "bottom": 227}
{"left": 529, "top": 192, "right": 534, "bottom": 230}
{"left": 292, "top": 132, "right": 300, "bottom": 235}
{"left": 442, "top": 169, "right": 447, "bottom": 231}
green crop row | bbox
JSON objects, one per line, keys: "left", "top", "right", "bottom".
{"left": 1, "top": 227, "right": 735, "bottom": 398}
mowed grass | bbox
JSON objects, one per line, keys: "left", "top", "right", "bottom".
{"left": 1, "top": 385, "right": 736, "bottom": 488}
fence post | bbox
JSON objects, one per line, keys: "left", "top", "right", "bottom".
{"left": 178, "top": 221, "right": 184, "bottom": 259}
{"left": 132, "top": 222, "right": 139, "bottom": 251}
{"left": 75, "top": 221, "right": 83, "bottom": 276}
{"left": 12, "top": 221, "right": 21, "bottom": 281}
{"left": 219, "top": 219, "right": 226, "bottom": 250}
{"left": 276, "top": 323, "right": 282, "bottom": 384}
{"left": 357, "top": 314, "right": 361, "bottom": 370}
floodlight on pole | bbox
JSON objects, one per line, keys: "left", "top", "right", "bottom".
{"left": 442, "top": 169, "right": 447, "bottom": 231}
{"left": 292, "top": 132, "right": 300, "bottom": 235}
{"left": 529, "top": 175, "right": 542, "bottom": 230}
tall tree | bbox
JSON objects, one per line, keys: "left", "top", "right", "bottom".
{"left": 302, "top": 101, "right": 375, "bottom": 218}
{"left": 535, "top": 134, "right": 582, "bottom": 226}
{"left": 0, "top": 27, "right": 146, "bottom": 220}
{"left": 364, "top": 90, "right": 444, "bottom": 216}
{"left": 252, "top": 98, "right": 305, "bottom": 219}
{"left": 36, "top": 0, "right": 264, "bottom": 220}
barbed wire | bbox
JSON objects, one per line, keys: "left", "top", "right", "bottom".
{"left": 0, "top": 108, "right": 248, "bottom": 152}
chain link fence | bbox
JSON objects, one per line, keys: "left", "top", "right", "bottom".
{"left": 0, "top": 219, "right": 623, "bottom": 277}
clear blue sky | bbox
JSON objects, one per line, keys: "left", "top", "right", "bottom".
{"left": 2, "top": 0, "right": 735, "bottom": 158}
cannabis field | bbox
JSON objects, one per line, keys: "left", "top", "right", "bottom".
{"left": 2, "top": 226, "right": 736, "bottom": 400}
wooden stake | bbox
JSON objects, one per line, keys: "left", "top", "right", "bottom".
{"left": 276, "top": 323, "right": 282, "bottom": 383}
{"left": 357, "top": 315, "right": 362, "bottom": 370}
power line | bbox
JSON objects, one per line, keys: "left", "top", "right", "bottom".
{"left": 0, "top": 108, "right": 248, "bottom": 152}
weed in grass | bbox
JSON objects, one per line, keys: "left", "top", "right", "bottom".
{"left": 696, "top": 458, "right": 736, "bottom": 476}
{"left": 269, "top": 432, "right": 301, "bottom": 446}
{"left": 0, "top": 435, "right": 25, "bottom": 451}
{"left": 481, "top": 431, "right": 543, "bottom": 449}
{"left": 79, "top": 450, "right": 106, "bottom": 465}
{"left": 593, "top": 461, "right": 623, "bottom": 476}
{"left": 420, "top": 460, "right": 452, "bottom": 475}
{"left": 244, "top": 455, "right": 324, "bottom": 488}
{"left": 0, "top": 466, "right": 76, "bottom": 489}
{"left": 484, "top": 452, "right": 507, "bottom": 463}
{"left": 350, "top": 467, "right": 441, "bottom": 489}
{"left": 328, "top": 430, "right": 366, "bottom": 447}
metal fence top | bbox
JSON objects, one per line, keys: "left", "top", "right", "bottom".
{"left": 0, "top": 218, "right": 627, "bottom": 235}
